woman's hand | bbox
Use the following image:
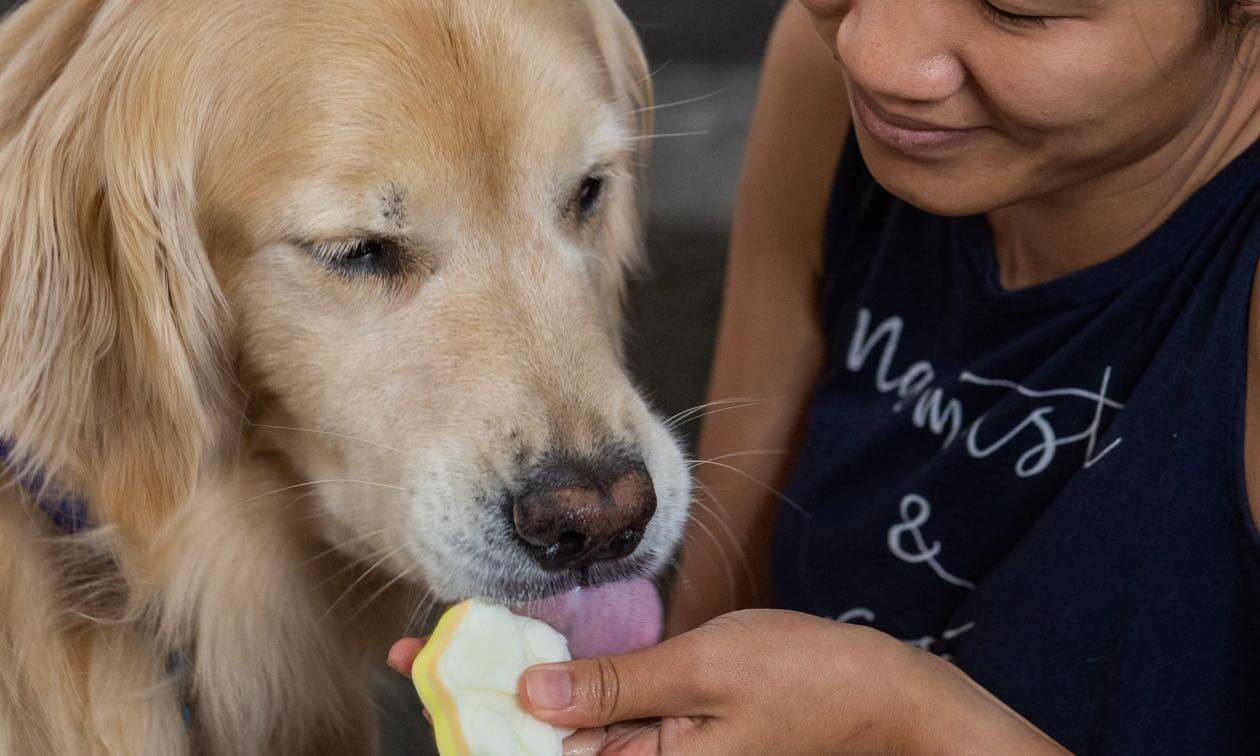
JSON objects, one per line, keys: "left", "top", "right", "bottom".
{"left": 512, "top": 609, "right": 1068, "bottom": 755}
{"left": 389, "top": 609, "right": 1067, "bottom": 755}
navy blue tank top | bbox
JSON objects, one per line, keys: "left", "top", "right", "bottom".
{"left": 772, "top": 131, "right": 1260, "bottom": 754}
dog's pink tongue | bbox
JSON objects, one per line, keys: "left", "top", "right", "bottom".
{"left": 514, "top": 579, "right": 662, "bottom": 659}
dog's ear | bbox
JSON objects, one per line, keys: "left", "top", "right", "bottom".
{"left": 581, "top": 0, "right": 654, "bottom": 326}
{"left": 0, "top": 6, "right": 229, "bottom": 535}
{"left": 582, "top": 0, "right": 654, "bottom": 142}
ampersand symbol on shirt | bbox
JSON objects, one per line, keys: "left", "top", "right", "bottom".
{"left": 887, "top": 494, "right": 975, "bottom": 590}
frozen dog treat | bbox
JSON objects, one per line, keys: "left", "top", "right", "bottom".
{"left": 413, "top": 600, "right": 575, "bottom": 756}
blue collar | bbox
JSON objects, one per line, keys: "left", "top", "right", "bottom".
{"left": 0, "top": 439, "right": 189, "bottom": 720}
{"left": 0, "top": 439, "right": 91, "bottom": 534}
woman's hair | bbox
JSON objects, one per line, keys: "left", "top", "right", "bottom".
{"left": 1210, "top": 0, "right": 1258, "bottom": 32}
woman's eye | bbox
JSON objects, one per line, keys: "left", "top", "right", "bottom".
{"left": 576, "top": 175, "right": 605, "bottom": 221}
{"left": 979, "top": 0, "right": 1051, "bottom": 28}
{"left": 302, "top": 237, "right": 409, "bottom": 278}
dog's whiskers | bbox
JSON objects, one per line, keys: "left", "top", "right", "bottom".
{"left": 664, "top": 397, "right": 761, "bottom": 429}
{"left": 626, "top": 89, "right": 726, "bottom": 115}
{"left": 689, "top": 458, "right": 811, "bottom": 518}
{"left": 341, "top": 563, "right": 415, "bottom": 628}
{"left": 320, "top": 545, "right": 407, "bottom": 622}
{"left": 299, "top": 526, "right": 394, "bottom": 568}
{"left": 634, "top": 58, "right": 671, "bottom": 88}
{"left": 245, "top": 422, "right": 414, "bottom": 458}
{"left": 670, "top": 402, "right": 762, "bottom": 431}
{"left": 628, "top": 130, "right": 709, "bottom": 141}
{"left": 292, "top": 493, "right": 411, "bottom": 524}
{"left": 690, "top": 483, "right": 761, "bottom": 607}
{"left": 686, "top": 448, "right": 788, "bottom": 468}
{"left": 405, "top": 586, "right": 439, "bottom": 635}
{"left": 276, "top": 489, "right": 330, "bottom": 521}
{"left": 314, "top": 540, "right": 399, "bottom": 589}
{"left": 683, "top": 510, "right": 737, "bottom": 613}
{"left": 238, "top": 479, "right": 408, "bottom": 508}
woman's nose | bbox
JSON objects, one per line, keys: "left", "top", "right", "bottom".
{"left": 831, "top": 1, "right": 966, "bottom": 104}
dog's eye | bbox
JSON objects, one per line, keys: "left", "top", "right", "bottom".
{"left": 341, "top": 240, "right": 380, "bottom": 261}
{"left": 302, "top": 237, "right": 409, "bottom": 278}
{"left": 576, "top": 175, "right": 604, "bottom": 221}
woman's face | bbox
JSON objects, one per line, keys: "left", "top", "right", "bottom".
{"left": 799, "top": 0, "right": 1242, "bottom": 216}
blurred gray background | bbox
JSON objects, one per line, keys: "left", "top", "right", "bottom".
{"left": 622, "top": 0, "right": 780, "bottom": 450}
{"left": 0, "top": 0, "right": 785, "bottom": 752}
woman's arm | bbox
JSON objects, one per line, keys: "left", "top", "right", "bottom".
{"left": 667, "top": 1, "right": 851, "bottom": 635}
{"left": 1244, "top": 259, "right": 1260, "bottom": 529}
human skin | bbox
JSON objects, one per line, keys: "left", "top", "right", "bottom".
{"left": 802, "top": 0, "right": 1260, "bottom": 288}
{"left": 389, "top": 1, "right": 1260, "bottom": 753}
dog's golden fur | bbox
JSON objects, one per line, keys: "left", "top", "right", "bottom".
{"left": 0, "top": 0, "right": 687, "bottom": 752}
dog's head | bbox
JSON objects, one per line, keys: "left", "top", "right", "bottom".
{"left": 0, "top": 0, "right": 688, "bottom": 634}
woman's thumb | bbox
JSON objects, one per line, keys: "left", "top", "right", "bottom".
{"left": 518, "top": 641, "right": 696, "bottom": 729}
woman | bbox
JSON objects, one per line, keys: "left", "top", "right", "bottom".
{"left": 391, "top": 0, "right": 1260, "bottom": 751}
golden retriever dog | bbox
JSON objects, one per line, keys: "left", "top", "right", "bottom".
{"left": 0, "top": 0, "right": 691, "bottom": 752}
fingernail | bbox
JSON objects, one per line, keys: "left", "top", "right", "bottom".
{"left": 524, "top": 666, "right": 572, "bottom": 711}
{"left": 386, "top": 649, "right": 408, "bottom": 674}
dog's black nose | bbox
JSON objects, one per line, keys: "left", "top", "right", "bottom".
{"left": 512, "top": 460, "right": 656, "bottom": 571}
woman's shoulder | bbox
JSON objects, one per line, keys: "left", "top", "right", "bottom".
{"left": 732, "top": 1, "right": 850, "bottom": 274}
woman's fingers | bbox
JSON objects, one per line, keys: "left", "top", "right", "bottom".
{"left": 562, "top": 728, "right": 608, "bottom": 755}
{"left": 386, "top": 637, "right": 427, "bottom": 677}
{"left": 601, "top": 721, "right": 669, "bottom": 756}
{"left": 518, "top": 634, "right": 707, "bottom": 730}
{"left": 564, "top": 723, "right": 672, "bottom": 756}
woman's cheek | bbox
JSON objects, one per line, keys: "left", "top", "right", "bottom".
{"left": 971, "top": 10, "right": 1224, "bottom": 144}
{"left": 963, "top": 42, "right": 1122, "bottom": 139}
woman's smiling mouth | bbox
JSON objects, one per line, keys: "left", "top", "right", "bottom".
{"left": 851, "top": 86, "right": 984, "bottom": 154}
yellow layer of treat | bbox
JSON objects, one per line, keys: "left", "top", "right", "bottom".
{"left": 413, "top": 600, "right": 472, "bottom": 756}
